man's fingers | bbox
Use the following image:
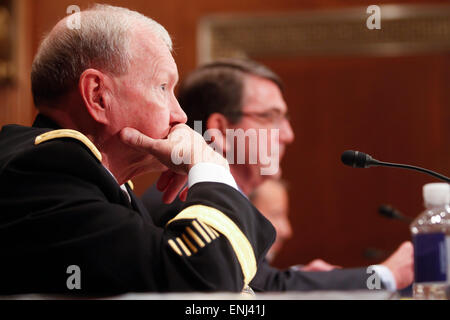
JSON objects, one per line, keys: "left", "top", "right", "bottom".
{"left": 157, "top": 170, "right": 176, "bottom": 192}
{"left": 179, "top": 186, "right": 188, "bottom": 202}
{"left": 120, "top": 127, "right": 158, "bottom": 153}
{"left": 381, "top": 240, "right": 414, "bottom": 289}
{"left": 162, "top": 174, "right": 188, "bottom": 204}
{"left": 120, "top": 127, "right": 188, "bottom": 175}
{"left": 302, "top": 259, "right": 340, "bottom": 272}
{"left": 399, "top": 241, "right": 413, "bottom": 252}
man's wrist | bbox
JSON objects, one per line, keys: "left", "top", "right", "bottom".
{"left": 188, "top": 162, "right": 238, "bottom": 190}
{"left": 371, "top": 264, "right": 397, "bottom": 292}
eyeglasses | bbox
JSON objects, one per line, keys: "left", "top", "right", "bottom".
{"left": 228, "top": 109, "right": 290, "bottom": 125}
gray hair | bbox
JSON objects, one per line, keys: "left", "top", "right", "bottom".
{"left": 31, "top": 4, "right": 172, "bottom": 107}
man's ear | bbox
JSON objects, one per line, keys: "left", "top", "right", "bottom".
{"left": 206, "top": 112, "right": 229, "bottom": 134}
{"left": 206, "top": 112, "right": 230, "bottom": 153}
{"left": 79, "top": 69, "right": 110, "bottom": 125}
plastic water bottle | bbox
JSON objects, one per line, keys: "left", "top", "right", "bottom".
{"left": 410, "top": 183, "right": 450, "bottom": 299}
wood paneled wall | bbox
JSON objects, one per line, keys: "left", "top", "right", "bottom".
{"left": 0, "top": 0, "right": 34, "bottom": 129}
{"left": 257, "top": 54, "right": 450, "bottom": 268}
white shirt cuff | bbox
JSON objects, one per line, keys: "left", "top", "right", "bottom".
{"left": 371, "top": 265, "right": 397, "bottom": 292}
{"left": 188, "top": 162, "right": 238, "bottom": 191}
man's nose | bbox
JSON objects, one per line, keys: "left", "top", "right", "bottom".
{"left": 280, "top": 120, "right": 295, "bottom": 145}
{"left": 170, "top": 98, "right": 187, "bottom": 125}
{"left": 281, "top": 220, "right": 293, "bottom": 240}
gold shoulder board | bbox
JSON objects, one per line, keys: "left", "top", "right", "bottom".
{"left": 127, "top": 180, "right": 134, "bottom": 190}
{"left": 35, "top": 129, "right": 102, "bottom": 162}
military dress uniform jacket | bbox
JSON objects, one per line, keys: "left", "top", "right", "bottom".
{"left": 142, "top": 185, "right": 374, "bottom": 292}
{"left": 0, "top": 114, "right": 275, "bottom": 295}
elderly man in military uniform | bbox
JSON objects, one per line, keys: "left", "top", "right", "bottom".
{"left": 0, "top": 5, "right": 275, "bottom": 294}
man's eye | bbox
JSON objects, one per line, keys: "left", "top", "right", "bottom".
{"left": 160, "top": 84, "right": 167, "bottom": 91}
{"left": 264, "top": 111, "right": 280, "bottom": 119}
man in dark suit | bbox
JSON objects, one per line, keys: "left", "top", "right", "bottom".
{"left": 0, "top": 5, "right": 275, "bottom": 295}
{"left": 142, "top": 58, "right": 414, "bottom": 292}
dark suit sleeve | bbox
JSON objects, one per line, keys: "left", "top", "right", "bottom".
{"left": 142, "top": 185, "right": 378, "bottom": 292}
{"left": 141, "top": 184, "right": 182, "bottom": 226}
{"left": 0, "top": 137, "right": 275, "bottom": 294}
{"left": 250, "top": 259, "right": 373, "bottom": 291}
{"left": 160, "top": 181, "right": 276, "bottom": 292}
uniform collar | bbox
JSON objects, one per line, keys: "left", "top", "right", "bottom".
{"left": 32, "top": 114, "right": 61, "bottom": 130}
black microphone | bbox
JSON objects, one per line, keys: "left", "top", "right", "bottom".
{"left": 378, "top": 204, "right": 413, "bottom": 223}
{"left": 341, "top": 150, "right": 450, "bottom": 183}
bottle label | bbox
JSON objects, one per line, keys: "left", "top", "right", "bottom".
{"left": 413, "top": 233, "right": 450, "bottom": 283}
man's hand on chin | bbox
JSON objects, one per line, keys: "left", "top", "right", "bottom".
{"left": 119, "top": 124, "right": 230, "bottom": 203}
